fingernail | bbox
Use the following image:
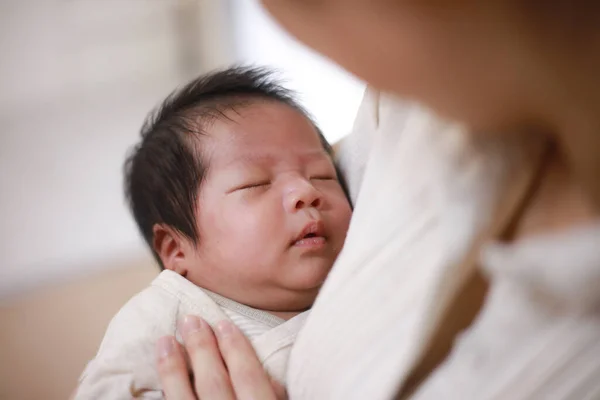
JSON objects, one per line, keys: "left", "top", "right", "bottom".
{"left": 157, "top": 336, "right": 176, "bottom": 360}
{"left": 216, "top": 320, "right": 233, "bottom": 338}
{"left": 181, "top": 315, "right": 203, "bottom": 337}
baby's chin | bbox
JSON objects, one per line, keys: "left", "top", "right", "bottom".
{"left": 282, "top": 258, "right": 334, "bottom": 292}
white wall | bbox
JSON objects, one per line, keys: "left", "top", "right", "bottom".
{"left": 0, "top": 1, "right": 231, "bottom": 298}
{"left": 230, "top": 0, "right": 365, "bottom": 143}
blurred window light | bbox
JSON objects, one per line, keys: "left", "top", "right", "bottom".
{"left": 229, "top": 0, "right": 365, "bottom": 143}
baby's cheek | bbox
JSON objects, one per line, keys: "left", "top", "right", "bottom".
{"left": 330, "top": 204, "right": 352, "bottom": 247}
{"left": 212, "top": 216, "right": 262, "bottom": 265}
{"left": 332, "top": 196, "right": 352, "bottom": 226}
{"left": 225, "top": 206, "right": 275, "bottom": 243}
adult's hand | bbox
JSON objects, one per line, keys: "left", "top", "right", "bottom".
{"left": 156, "top": 315, "right": 286, "bottom": 400}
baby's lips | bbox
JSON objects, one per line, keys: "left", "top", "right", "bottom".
{"left": 293, "top": 220, "right": 326, "bottom": 243}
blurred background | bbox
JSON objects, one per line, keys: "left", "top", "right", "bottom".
{"left": 0, "top": 1, "right": 364, "bottom": 398}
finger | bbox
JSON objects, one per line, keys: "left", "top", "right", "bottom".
{"left": 214, "top": 320, "right": 277, "bottom": 400}
{"left": 180, "top": 315, "right": 236, "bottom": 400}
{"left": 156, "top": 336, "right": 196, "bottom": 400}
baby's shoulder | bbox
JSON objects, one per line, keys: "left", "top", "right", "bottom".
{"left": 99, "top": 277, "right": 183, "bottom": 347}
{"left": 104, "top": 270, "right": 228, "bottom": 343}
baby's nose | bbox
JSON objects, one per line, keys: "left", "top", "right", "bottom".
{"left": 285, "top": 181, "right": 322, "bottom": 212}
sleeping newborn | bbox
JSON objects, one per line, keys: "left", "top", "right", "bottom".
{"left": 75, "top": 66, "right": 352, "bottom": 399}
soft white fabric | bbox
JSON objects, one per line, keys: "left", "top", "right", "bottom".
{"left": 411, "top": 224, "right": 600, "bottom": 400}
{"left": 336, "top": 88, "right": 385, "bottom": 204}
{"left": 286, "top": 88, "right": 600, "bottom": 399}
{"left": 203, "top": 288, "right": 286, "bottom": 338}
{"left": 75, "top": 270, "right": 307, "bottom": 399}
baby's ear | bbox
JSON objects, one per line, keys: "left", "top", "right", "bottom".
{"left": 152, "top": 224, "right": 191, "bottom": 276}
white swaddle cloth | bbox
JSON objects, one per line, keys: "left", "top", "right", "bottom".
{"left": 75, "top": 270, "right": 307, "bottom": 399}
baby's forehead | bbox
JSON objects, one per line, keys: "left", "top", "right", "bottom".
{"left": 207, "top": 99, "right": 311, "bottom": 131}
{"left": 191, "top": 97, "right": 304, "bottom": 127}
{"left": 200, "top": 102, "right": 322, "bottom": 147}
{"left": 185, "top": 99, "right": 331, "bottom": 174}
{"left": 216, "top": 149, "right": 332, "bottom": 169}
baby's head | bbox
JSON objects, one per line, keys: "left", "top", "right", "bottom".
{"left": 125, "top": 67, "right": 352, "bottom": 312}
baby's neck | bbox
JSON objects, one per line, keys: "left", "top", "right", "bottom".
{"left": 268, "top": 309, "right": 306, "bottom": 321}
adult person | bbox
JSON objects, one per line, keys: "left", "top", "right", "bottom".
{"left": 157, "top": 1, "right": 600, "bottom": 398}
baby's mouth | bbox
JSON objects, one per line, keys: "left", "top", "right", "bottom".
{"left": 293, "top": 235, "right": 327, "bottom": 247}
{"left": 292, "top": 221, "right": 327, "bottom": 247}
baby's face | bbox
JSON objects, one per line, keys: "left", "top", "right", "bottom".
{"left": 186, "top": 101, "right": 352, "bottom": 312}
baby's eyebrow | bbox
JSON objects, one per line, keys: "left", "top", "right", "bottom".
{"left": 222, "top": 150, "right": 329, "bottom": 169}
{"left": 218, "top": 154, "right": 274, "bottom": 170}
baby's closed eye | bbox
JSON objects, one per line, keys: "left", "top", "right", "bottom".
{"left": 235, "top": 181, "right": 271, "bottom": 191}
{"left": 310, "top": 175, "right": 336, "bottom": 181}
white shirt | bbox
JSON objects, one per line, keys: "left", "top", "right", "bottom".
{"left": 287, "top": 88, "right": 600, "bottom": 400}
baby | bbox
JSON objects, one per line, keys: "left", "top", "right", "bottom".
{"left": 75, "top": 66, "right": 352, "bottom": 399}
